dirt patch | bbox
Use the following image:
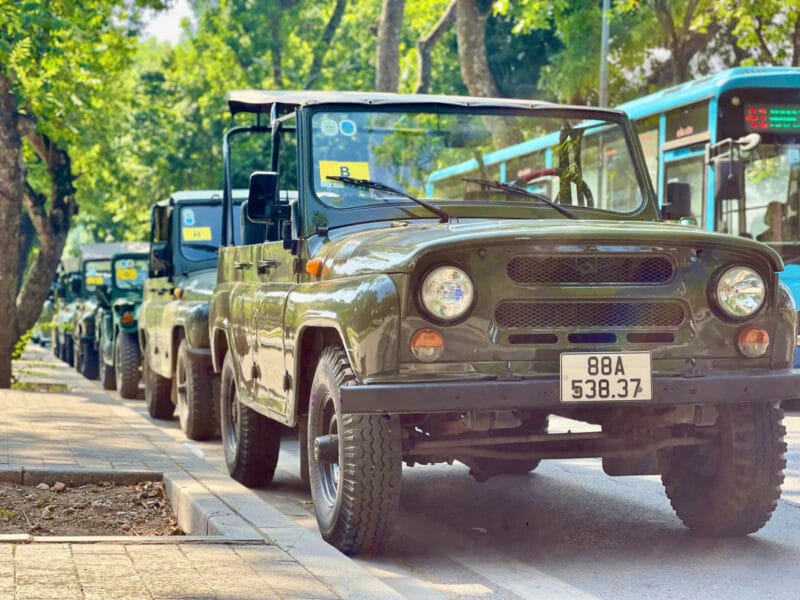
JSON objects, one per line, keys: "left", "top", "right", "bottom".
{"left": 0, "top": 481, "right": 182, "bottom": 536}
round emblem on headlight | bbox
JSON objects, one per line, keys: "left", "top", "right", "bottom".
{"left": 715, "top": 266, "right": 765, "bottom": 319}
{"left": 419, "top": 266, "right": 475, "bottom": 322}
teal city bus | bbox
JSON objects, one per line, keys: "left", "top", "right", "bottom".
{"left": 427, "top": 67, "right": 800, "bottom": 365}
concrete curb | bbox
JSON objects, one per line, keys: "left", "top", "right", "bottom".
{"left": 0, "top": 466, "right": 161, "bottom": 486}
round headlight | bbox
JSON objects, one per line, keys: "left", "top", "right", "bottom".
{"left": 716, "top": 266, "right": 765, "bottom": 318}
{"left": 420, "top": 266, "right": 475, "bottom": 322}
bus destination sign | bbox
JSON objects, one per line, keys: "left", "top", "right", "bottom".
{"left": 745, "top": 105, "right": 800, "bottom": 132}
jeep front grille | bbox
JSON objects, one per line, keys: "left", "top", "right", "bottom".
{"left": 494, "top": 301, "right": 685, "bottom": 329}
{"left": 507, "top": 255, "right": 674, "bottom": 285}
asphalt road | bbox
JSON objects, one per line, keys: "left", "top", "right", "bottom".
{"left": 166, "top": 411, "right": 800, "bottom": 600}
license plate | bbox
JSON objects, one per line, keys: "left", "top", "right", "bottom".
{"left": 560, "top": 352, "right": 652, "bottom": 402}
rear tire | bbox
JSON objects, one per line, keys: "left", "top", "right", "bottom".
{"left": 220, "top": 352, "right": 281, "bottom": 487}
{"left": 174, "top": 340, "right": 215, "bottom": 440}
{"left": 115, "top": 332, "right": 141, "bottom": 399}
{"left": 308, "top": 346, "right": 402, "bottom": 555}
{"left": 661, "top": 402, "right": 786, "bottom": 536}
{"left": 143, "top": 347, "right": 173, "bottom": 419}
{"left": 99, "top": 344, "right": 116, "bottom": 390}
{"left": 64, "top": 337, "right": 74, "bottom": 367}
{"left": 79, "top": 338, "right": 99, "bottom": 380}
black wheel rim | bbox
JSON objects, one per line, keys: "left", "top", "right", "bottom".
{"left": 318, "top": 393, "right": 340, "bottom": 506}
{"left": 223, "top": 375, "right": 239, "bottom": 457}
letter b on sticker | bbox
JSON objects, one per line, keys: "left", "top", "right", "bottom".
{"left": 339, "top": 166, "right": 350, "bottom": 177}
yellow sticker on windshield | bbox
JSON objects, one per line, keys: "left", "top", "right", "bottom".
{"left": 86, "top": 276, "right": 104, "bottom": 285}
{"left": 182, "top": 226, "right": 213, "bottom": 241}
{"left": 320, "top": 161, "right": 371, "bottom": 188}
{"left": 116, "top": 268, "right": 138, "bottom": 281}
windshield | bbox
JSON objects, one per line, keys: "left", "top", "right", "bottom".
{"left": 310, "top": 108, "right": 646, "bottom": 215}
{"left": 83, "top": 260, "right": 111, "bottom": 293}
{"left": 179, "top": 203, "right": 241, "bottom": 261}
{"left": 112, "top": 257, "right": 148, "bottom": 291}
{"left": 717, "top": 144, "right": 800, "bottom": 262}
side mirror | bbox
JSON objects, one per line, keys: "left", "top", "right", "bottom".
{"left": 150, "top": 242, "right": 171, "bottom": 277}
{"left": 661, "top": 182, "right": 692, "bottom": 220}
{"left": 714, "top": 158, "right": 744, "bottom": 201}
{"left": 247, "top": 171, "right": 280, "bottom": 223}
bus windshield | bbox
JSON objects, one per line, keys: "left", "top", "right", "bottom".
{"left": 718, "top": 143, "right": 800, "bottom": 262}
{"left": 310, "top": 109, "right": 647, "bottom": 216}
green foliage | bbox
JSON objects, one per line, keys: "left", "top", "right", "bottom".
{"left": 12, "top": 330, "right": 32, "bottom": 361}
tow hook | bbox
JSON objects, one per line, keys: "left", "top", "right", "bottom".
{"left": 314, "top": 434, "right": 339, "bottom": 463}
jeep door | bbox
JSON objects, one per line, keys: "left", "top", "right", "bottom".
{"left": 251, "top": 240, "right": 295, "bottom": 417}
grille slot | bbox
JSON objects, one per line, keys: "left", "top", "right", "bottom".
{"left": 494, "top": 301, "right": 685, "bottom": 329}
{"left": 507, "top": 255, "right": 674, "bottom": 285}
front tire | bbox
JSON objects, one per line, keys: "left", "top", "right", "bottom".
{"left": 220, "top": 352, "right": 281, "bottom": 487}
{"left": 143, "top": 347, "right": 173, "bottom": 419}
{"left": 174, "top": 340, "right": 215, "bottom": 440}
{"left": 115, "top": 332, "right": 141, "bottom": 399}
{"left": 661, "top": 402, "right": 786, "bottom": 536}
{"left": 308, "top": 346, "right": 402, "bottom": 555}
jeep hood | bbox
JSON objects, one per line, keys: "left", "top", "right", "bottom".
{"left": 316, "top": 220, "right": 784, "bottom": 278}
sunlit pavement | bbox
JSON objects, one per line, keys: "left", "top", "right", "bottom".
{"left": 19, "top": 343, "right": 800, "bottom": 600}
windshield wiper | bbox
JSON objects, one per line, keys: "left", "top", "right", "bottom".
{"left": 462, "top": 177, "right": 577, "bottom": 220}
{"left": 327, "top": 175, "right": 449, "bottom": 223}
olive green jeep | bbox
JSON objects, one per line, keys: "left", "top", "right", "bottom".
{"left": 95, "top": 252, "right": 150, "bottom": 397}
{"left": 51, "top": 265, "right": 80, "bottom": 366}
{"left": 209, "top": 91, "right": 800, "bottom": 555}
{"left": 139, "top": 190, "right": 245, "bottom": 440}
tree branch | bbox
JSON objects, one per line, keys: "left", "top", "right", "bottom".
{"left": 304, "top": 0, "right": 348, "bottom": 89}
{"left": 414, "top": 0, "right": 457, "bottom": 94}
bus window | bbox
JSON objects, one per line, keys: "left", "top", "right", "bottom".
{"left": 665, "top": 101, "right": 708, "bottom": 142}
{"left": 634, "top": 115, "right": 659, "bottom": 185}
{"left": 664, "top": 156, "right": 705, "bottom": 225}
{"left": 731, "top": 145, "right": 800, "bottom": 250}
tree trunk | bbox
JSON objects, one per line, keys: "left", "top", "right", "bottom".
{"left": 454, "top": 0, "right": 520, "bottom": 147}
{"left": 376, "top": 0, "right": 405, "bottom": 92}
{"left": 0, "top": 72, "right": 23, "bottom": 387}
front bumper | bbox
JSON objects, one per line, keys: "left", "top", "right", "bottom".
{"left": 339, "top": 370, "right": 800, "bottom": 415}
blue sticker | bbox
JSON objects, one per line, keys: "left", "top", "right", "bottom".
{"left": 339, "top": 119, "right": 357, "bottom": 136}
{"left": 183, "top": 209, "right": 195, "bottom": 226}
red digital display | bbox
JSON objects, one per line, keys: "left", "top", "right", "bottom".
{"left": 745, "top": 104, "right": 800, "bottom": 132}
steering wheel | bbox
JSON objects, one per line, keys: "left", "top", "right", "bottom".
{"left": 516, "top": 167, "right": 594, "bottom": 207}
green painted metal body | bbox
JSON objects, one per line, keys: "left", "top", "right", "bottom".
{"left": 209, "top": 92, "right": 799, "bottom": 428}
{"left": 139, "top": 191, "right": 245, "bottom": 380}
{"left": 96, "top": 252, "right": 149, "bottom": 369}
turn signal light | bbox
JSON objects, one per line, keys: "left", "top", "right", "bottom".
{"left": 737, "top": 325, "right": 769, "bottom": 358}
{"left": 120, "top": 312, "right": 135, "bottom": 325}
{"left": 306, "top": 258, "right": 323, "bottom": 277}
{"left": 173, "top": 288, "right": 184, "bottom": 299}
{"left": 411, "top": 328, "right": 444, "bottom": 362}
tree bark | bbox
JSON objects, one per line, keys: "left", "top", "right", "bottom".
{"left": 454, "top": 0, "right": 520, "bottom": 147}
{"left": 0, "top": 72, "right": 23, "bottom": 387}
{"left": 16, "top": 124, "right": 76, "bottom": 336}
{"left": 376, "top": 0, "right": 405, "bottom": 92}
{"left": 414, "top": 0, "right": 457, "bottom": 94}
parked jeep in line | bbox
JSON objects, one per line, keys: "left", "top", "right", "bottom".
{"left": 71, "top": 243, "right": 148, "bottom": 381}
{"left": 139, "top": 190, "right": 244, "bottom": 440}
{"left": 210, "top": 90, "right": 800, "bottom": 555}
{"left": 51, "top": 261, "right": 80, "bottom": 365}
{"left": 95, "top": 252, "right": 150, "bottom": 397}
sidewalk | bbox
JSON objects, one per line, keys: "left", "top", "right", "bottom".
{"left": 1, "top": 345, "right": 402, "bottom": 600}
